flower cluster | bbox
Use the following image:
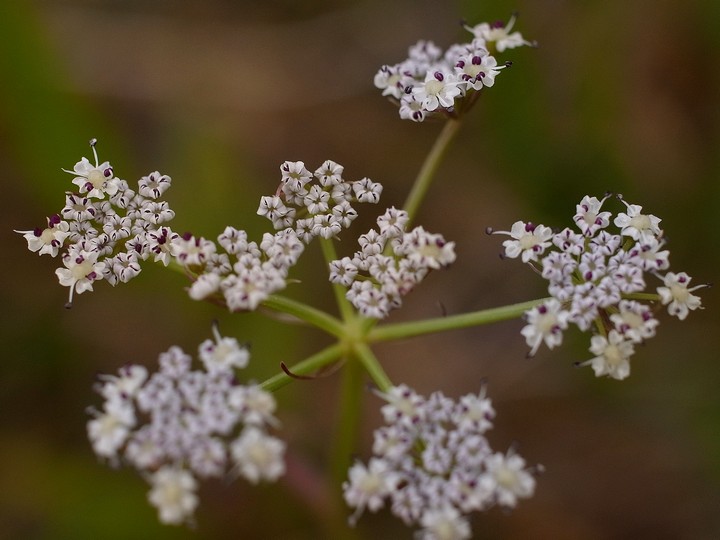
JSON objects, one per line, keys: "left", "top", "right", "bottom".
{"left": 15, "top": 140, "right": 178, "bottom": 306}
{"left": 176, "top": 159, "right": 382, "bottom": 311}
{"left": 329, "top": 207, "right": 456, "bottom": 318}
{"left": 343, "top": 385, "right": 537, "bottom": 538}
{"left": 172, "top": 226, "right": 305, "bottom": 311}
{"left": 257, "top": 160, "right": 382, "bottom": 242}
{"left": 87, "top": 325, "right": 284, "bottom": 525}
{"left": 374, "top": 14, "right": 533, "bottom": 122}
{"left": 492, "top": 194, "right": 706, "bottom": 379}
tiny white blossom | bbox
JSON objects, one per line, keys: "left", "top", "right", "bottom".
{"left": 573, "top": 195, "right": 611, "bottom": 236}
{"left": 412, "top": 70, "right": 461, "bottom": 112}
{"left": 87, "top": 399, "right": 135, "bottom": 458}
{"left": 188, "top": 273, "right": 221, "bottom": 300}
{"left": 63, "top": 142, "right": 121, "bottom": 199}
{"left": 352, "top": 177, "right": 383, "bottom": 204}
{"left": 15, "top": 215, "right": 70, "bottom": 257}
{"left": 138, "top": 171, "right": 172, "bottom": 199}
{"left": 467, "top": 14, "right": 534, "bottom": 52}
{"left": 198, "top": 325, "right": 249, "bottom": 373}
{"left": 231, "top": 426, "right": 286, "bottom": 484}
{"left": 484, "top": 450, "right": 537, "bottom": 507}
{"left": 496, "top": 221, "right": 553, "bottom": 263}
{"left": 147, "top": 467, "right": 199, "bottom": 525}
{"left": 657, "top": 272, "right": 704, "bottom": 320}
{"left": 613, "top": 200, "right": 662, "bottom": 242}
{"left": 343, "top": 458, "right": 400, "bottom": 524}
{"left": 521, "top": 299, "right": 570, "bottom": 356}
{"left": 610, "top": 300, "right": 659, "bottom": 343}
{"left": 314, "top": 160, "right": 344, "bottom": 186}
{"left": 55, "top": 246, "right": 104, "bottom": 306}
{"left": 418, "top": 506, "right": 471, "bottom": 540}
{"left": 583, "top": 330, "right": 635, "bottom": 380}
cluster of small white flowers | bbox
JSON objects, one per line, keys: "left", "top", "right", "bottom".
{"left": 15, "top": 139, "right": 179, "bottom": 307}
{"left": 374, "top": 14, "right": 534, "bottom": 122}
{"left": 257, "top": 160, "right": 382, "bottom": 242}
{"left": 491, "top": 194, "right": 706, "bottom": 380}
{"left": 343, "top": 384, "right": 538, "bottom": 538}
{"left": 174, "top": 159, "right": 383, "bottom": 311}
{"left": 171, "top": 226, "right": 305, "bottom": 311}
{"left": 329, "top": 207, "right": 456, "bottom": 318}
{"left": 87, "top": 325, "right": 284, "bottom": 525}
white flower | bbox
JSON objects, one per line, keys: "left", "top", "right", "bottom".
{"left": 229, "top": 385, "right": 278, "bottom": 426}
{"left": 455, "top": 49, "right": 503, "bottom": 91}
{"left": 171, "top": 234, "right": 217, "bottom": 267}
{"left": 138, "top": 171, "right": 172, "bottom": 199}
{"left": 55, "top": 246, "right": 104, "bottom": 306}
{"left": 231, "top": 426, "right": 286, "bottom": 484}
{"left": 374, "top": 64, "right": 406, "bottom": 99}
{"left": 87, "top": 398, "right": 135, "bottom": 458}
{"left": 484, "top": 450, "right": 536, "bottom": 508}
{"left": 303, "top": 184, "right": 330, "bottom": 214}
{"left": 418, "top": 506, "right": 471, "bottom": 540}
{"left": 573, "top": 195, "right": 611, "bottom": 236}
{"left": 657, "top": 272, "right": 704, "bottom": 320}
{"left": 584, "top": 330, "right": 635, "bottom": 380}
{"left": 343, "top": 458, "right": 399, "bottom": 524}
{"left": 613, "top": 200, "right": 662, "bottom": 242}
{"left": 63, "top": 145, "right": 121, "bottom": 199}
{"left": 521, "top": 299, "right": 570, "bottom": 356}
{"left": 198, "top": 325, "right": 249, "bottom": 373}
{"left": 467, "top": 14, "right": 534, "bottom": 52}
{"left": 98, "top": 364, "right": 148, "bottom": 401}
{"left": 610, "top": 300, "right": 659, "bottom": 343}
{"left": 329, "top": 257, "right": 358, "bottom": 286}
{"left": 15, "top": 215, "right": 70, "bottom": 257}
{"left": 147, "top": 467, "right": 199, "bottom": 525}
{"left": 412, "top": 70, "right": 461, "bottom": 112}
{"left": 352, "top": 177, "right": 383, "bottom": 204}
{"left": 280, "top": 160, "right": 312, "bottom": 191}
{"left": 257, "top": 196, "right": 295, "bottom": 227}
{"left": 314, "top": 159, "right": 344, "bottom": 186}
{"left": 404, "top": 227, "right": 456, "bottom": 269}
{"left": 455, "top": 389, "right": 495, "bottom": 433}
{"left": 497, "top": 221, "right": 553, "bottom": 263}
{"left": 188, "top": 273, "right": 221, "bottom": 300}
{"left": 399, "top": 93, "right": 427, "bottom": 122}
{"left": 377, "top": 207, "right": 409, "bottom": 239}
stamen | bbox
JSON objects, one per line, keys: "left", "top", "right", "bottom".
{"left": 89, "top": 138, "right": 99, "bottom": 167}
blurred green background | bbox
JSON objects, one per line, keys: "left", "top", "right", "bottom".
{"left": 2, "top": 1, "right": 719, "bottom": 538}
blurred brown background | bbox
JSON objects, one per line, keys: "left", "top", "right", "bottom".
{"left": 2, "top": 1, "right": 719, "bottom": 538}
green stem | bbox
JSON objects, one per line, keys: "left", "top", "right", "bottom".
{"left": 262, "top": 294, "right": 344, "bottom": 337}
{"left": 403, "top": 118, "right": 463, "bottom": 226}
{"left": 352, "top": 342, "right": 393, "bottom": 392}
{"left": 319, "top": 237, "right": 355, "bottom": 322}
{"left": 330, "top": 355, "right": 365, "bottom": 491}
{"left": 367, "top": 298, "right": 548, "bottom": 343}
{"left": 260, "top": 343, "right": 345, "bottom": 392}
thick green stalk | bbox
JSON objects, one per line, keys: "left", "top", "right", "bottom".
{"left": 402, "top": 118, "right": 463, "bottom": 226}
{"left": 263, "top": 294, "right": 344, "bottom": 337}
{"left": 352, "top": 342, "right": 393, "bottom": 392}
{"left": 330, "top": 356, "right": 365, "bottom": 492}
{"left": 367, "top": 299, "right": 548, "bottom": 343}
